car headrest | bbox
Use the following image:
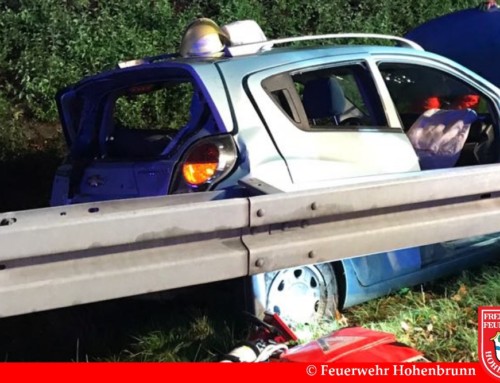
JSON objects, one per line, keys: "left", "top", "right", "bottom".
{"left": 302, "top": 77, "right": 346, "bottom": 120}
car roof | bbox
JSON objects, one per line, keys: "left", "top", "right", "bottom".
{"left": 61, "top": 41, "right": 484, "bottom": 108}
{"left": 191, "top": 44, "right": 421, "bottom": 70}
{"left": 71, "top": 36, "right": 430, "bottom": 88}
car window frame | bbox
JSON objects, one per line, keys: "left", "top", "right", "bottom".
{"left": 372, "top": 55, "right": 500, "bottom": 132}
{"left": 253, "top": 58, "right": 397, "bottom": 133}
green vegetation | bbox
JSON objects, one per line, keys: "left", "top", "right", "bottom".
{"left": 0, "top": 264, "right": 498, "bottom": 362}
{"left": 0, "top": 280, "right": 249, "bottom": 362}
{"left": 0, "top": 0, "right": 482, "bottom": 160}
{"left": 342, "top": 265, "right": 500, "bottom": 362}
{"left": 104, "top": 263, "right": 500, "bottom": 362}
{"left": 76, "top": 263, "right": 500, "bottom": 362}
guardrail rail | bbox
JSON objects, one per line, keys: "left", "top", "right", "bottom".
{"left": 1, "top": 164, "right": 500, "bottom": 317}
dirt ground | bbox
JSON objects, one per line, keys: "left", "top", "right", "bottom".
{"left": 0, "top": 123, "right": 64, "bottom": 212}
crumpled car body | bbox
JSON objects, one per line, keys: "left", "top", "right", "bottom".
{"left": 51, "top": 29, "right": 500, "bottom": 322}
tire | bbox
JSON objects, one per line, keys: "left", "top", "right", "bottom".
{"left": 251, "top": 262, "right": 338, "bottom": 326}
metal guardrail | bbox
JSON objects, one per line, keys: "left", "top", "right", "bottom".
{"left": 1, "top": 164, "right": 500, "bottom": 317}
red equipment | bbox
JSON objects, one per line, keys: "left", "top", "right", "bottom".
{"left": 221, "top": 312, "right": 428, "bottom": 363}
{"left": 280, "top": 326, "right": 427, "bottom": 363}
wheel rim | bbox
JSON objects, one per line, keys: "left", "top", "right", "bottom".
{"left": 265, "top": 264, "right": 337, "bottom": 325}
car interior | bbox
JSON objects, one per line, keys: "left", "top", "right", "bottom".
{"left": 104, "top": 82, "right": 208, "bottom": 159}
{"left": 379, "top": 63, "right": 499, "bottom": 168}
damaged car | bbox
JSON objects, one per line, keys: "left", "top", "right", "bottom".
{"left": 51, "top": 19, "right": 500, "bottom": 325}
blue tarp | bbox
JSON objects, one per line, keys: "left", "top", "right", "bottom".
{"left": 405, "top": 6, "right": 500, "bottom": 87}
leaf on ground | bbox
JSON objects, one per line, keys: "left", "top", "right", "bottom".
{"left": 335, "top": 310, "right": 349, "bottom": 327}
{"left": 452, "top": 284, "right": 468, "bottom": 301}
{"left": 401, "top": 321, "right": 411, "bottom": 332}
{"left": 463, "top": 307, "right": 473, "bottom": 315}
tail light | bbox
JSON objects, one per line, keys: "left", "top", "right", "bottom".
{"left": 182, "top": 142, "right": 220, "bottom": 185}
{"left": 170, "top": 135, "right": 237, "bottom": 193}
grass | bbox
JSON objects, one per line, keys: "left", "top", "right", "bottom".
{"left": 109, "top": 313, "right": 237, "bottom": 362}
{"left": 290, "top": 264, "right": 500, "bottom": 363}
{"left": 341, "top": 270, "right": 492, "bottom": 362}
{"left": 110, "top": 263, "right": 500, "bottom": 362}
{"left": 2, "top": 264, "right": 497, "bottom": 362}
{"left": 0, "top": 280, "right": 249, "bottom": 362}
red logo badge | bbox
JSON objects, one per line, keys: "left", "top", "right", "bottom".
{"left": 479, "top": 307, "right": 500, "bottom": 379}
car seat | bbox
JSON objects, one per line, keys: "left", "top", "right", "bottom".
{"left": 456, "top": 117, "right": 497, "bottom": 166}
{"left": 302, "top": 77, "right": 346, "bottom": 125}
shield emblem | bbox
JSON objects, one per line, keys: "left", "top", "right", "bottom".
{"left": 479, "top": 307, "right": 500, "bottom": 379}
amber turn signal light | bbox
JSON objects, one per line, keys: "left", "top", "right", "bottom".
{"left": 182, "top": 143, "right": 220, "bottom": 185}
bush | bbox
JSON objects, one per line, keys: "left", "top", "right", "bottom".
{"left": 0, "top": 1, "right": 482, "bottom": 135}
{"left": 0, "top": 1, "right": 202, "bottom": 121}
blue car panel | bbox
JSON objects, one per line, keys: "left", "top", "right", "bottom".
{"left": 349, "top": 248, "right": 422, "bottom": 287}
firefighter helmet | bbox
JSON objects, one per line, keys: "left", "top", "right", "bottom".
{"left": 179, "top": 18, "right": 229, "bottom": 57}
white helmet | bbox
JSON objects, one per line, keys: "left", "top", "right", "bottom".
{"left": 179, "top": 18, "right": 229, "bottom": 58}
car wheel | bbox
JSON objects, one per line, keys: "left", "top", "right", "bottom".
{"left": 252, "top": 263, "right": 338, "bottom": 326}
